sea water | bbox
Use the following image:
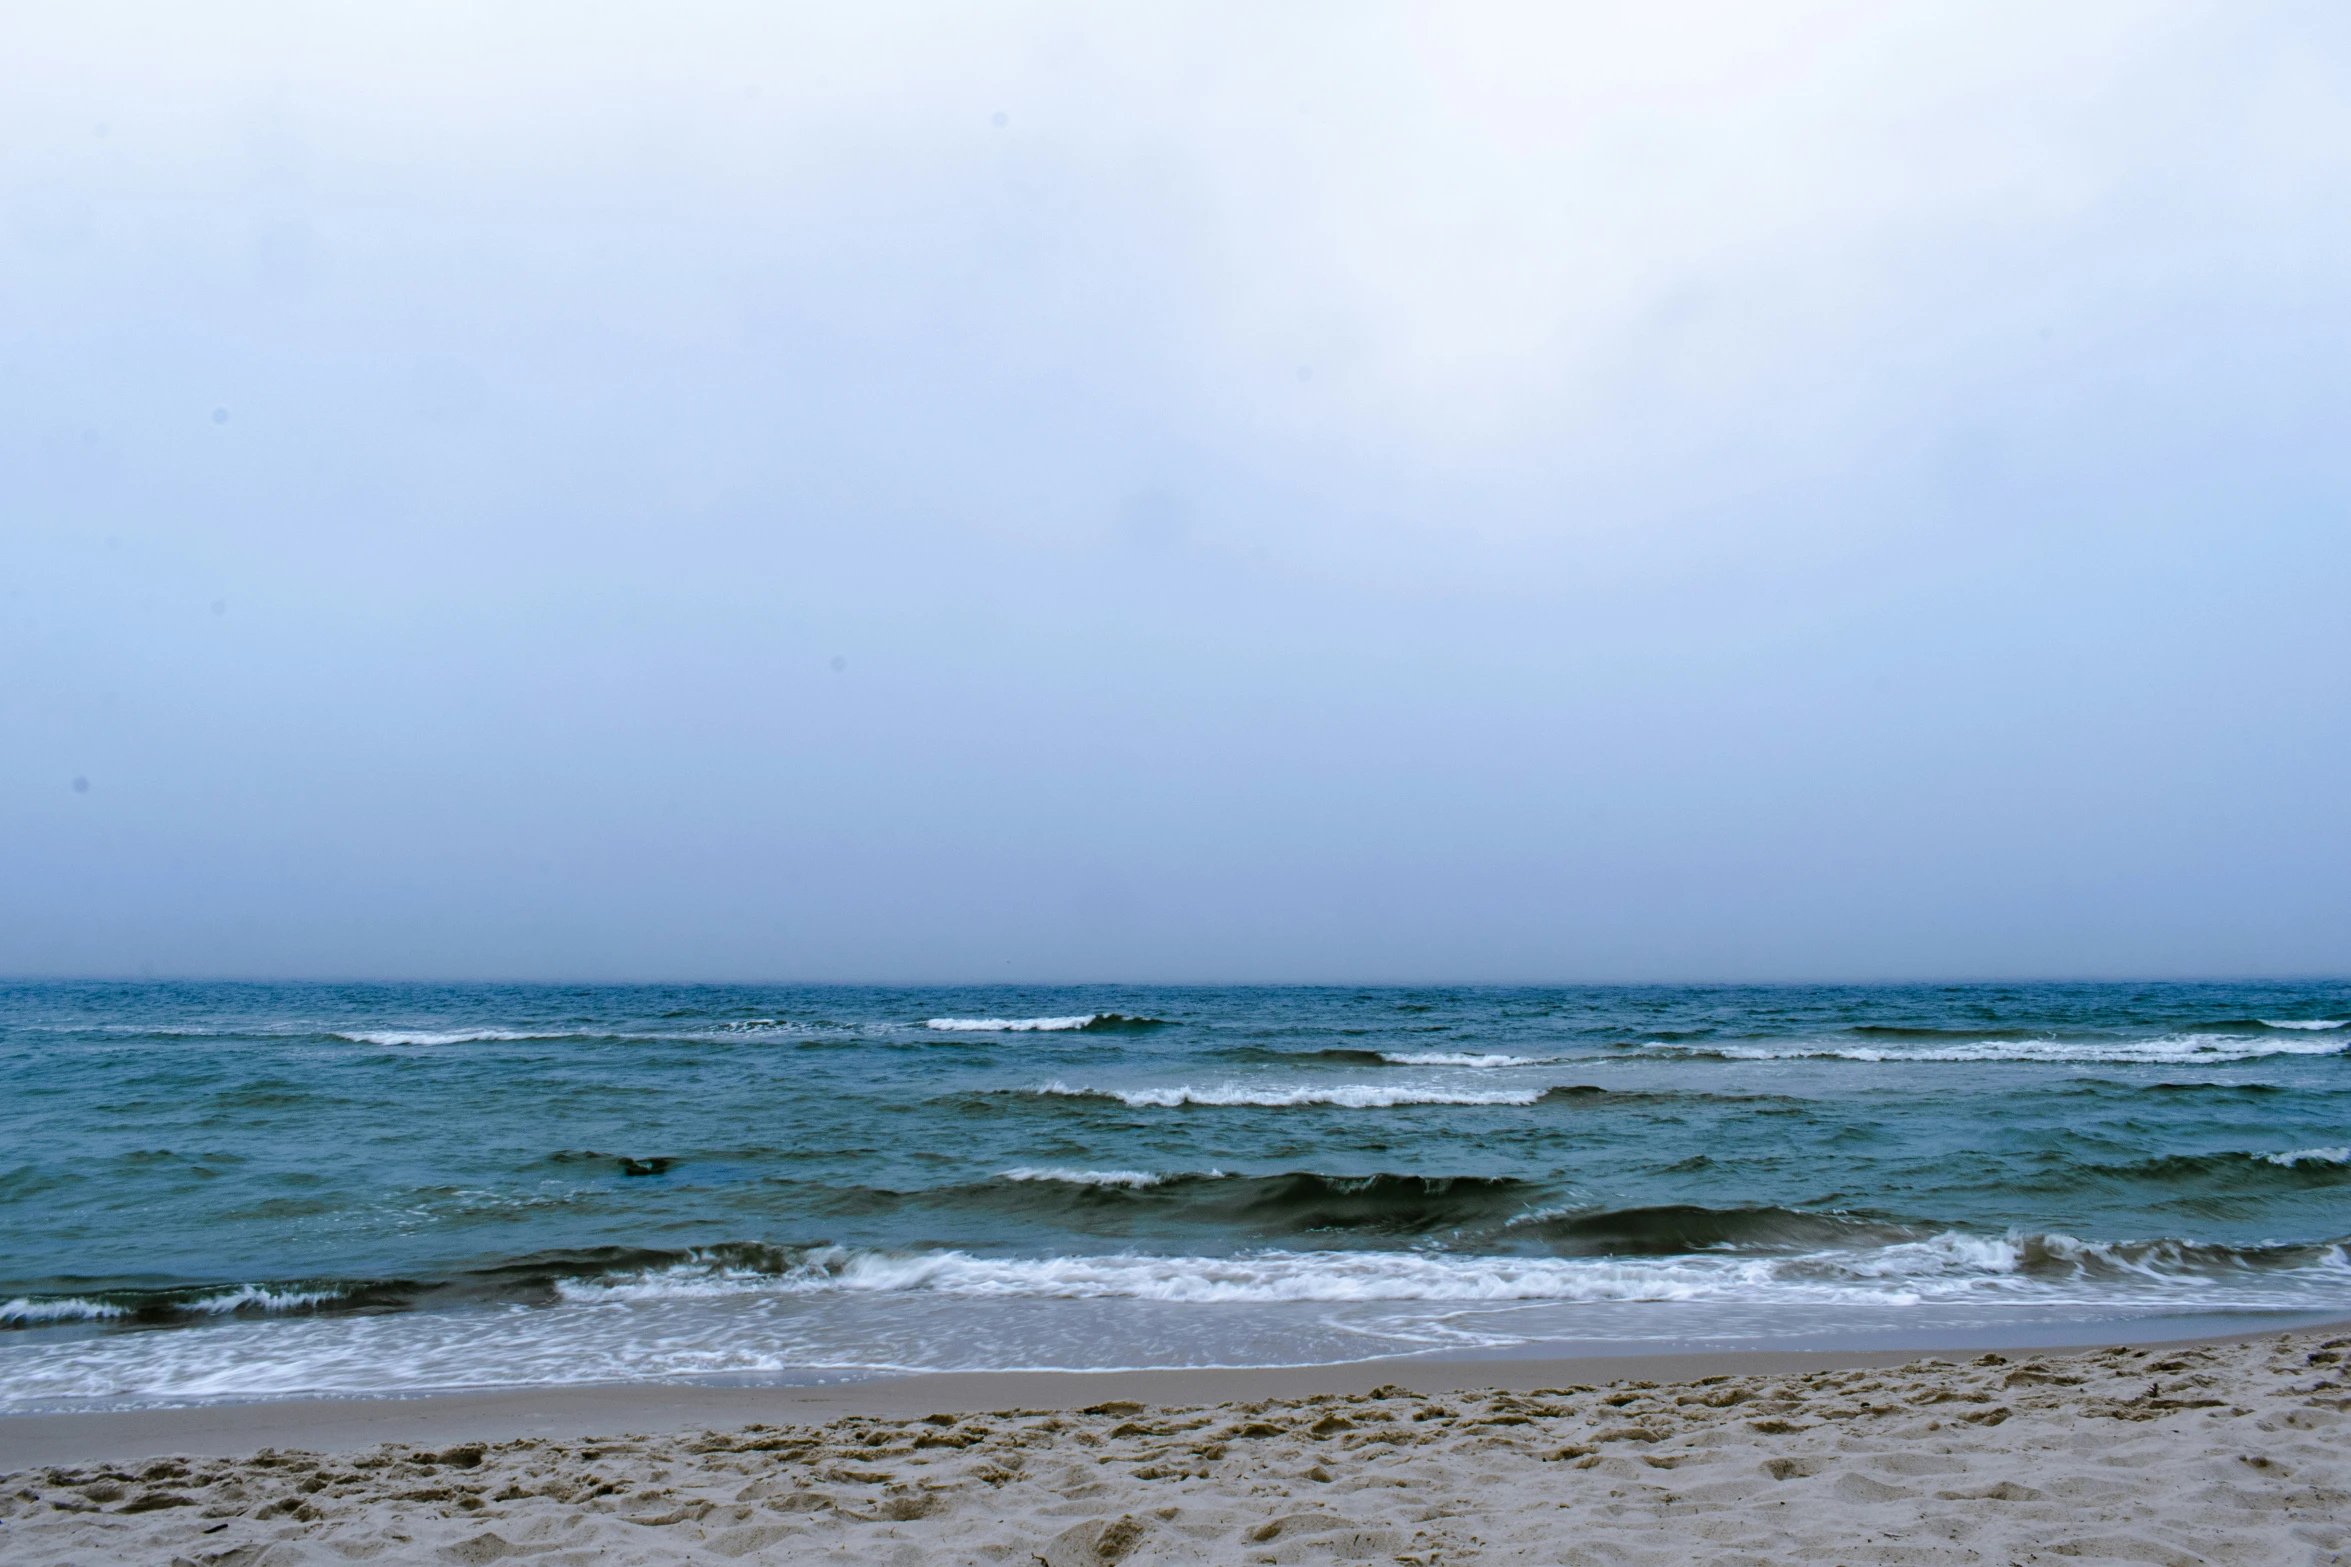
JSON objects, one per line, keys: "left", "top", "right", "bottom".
{"left": 1, "top": 980, "right": 2346, "bottom": 1410}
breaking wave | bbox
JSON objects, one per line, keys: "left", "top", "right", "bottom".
{"left": 2073, "top": 1149, "right": 2351, "bottom": 1184}
{"left": 336, "top": 1028, "right": 560, "bottom": 1046}
{"left": 1378, "top": 1052, "right": 1559, "bottom": 1067}
{"left": 547, "top": 1228, "right": 2351, "bottom": 1308}
{"left": 0, "top": 1297, "right": 125, "bottom": 1326}
{"left": 1032, "top": 1080, "right": 1549, "bottom": 1108}
{"left": 2265, "top": 1147, "right": 2351, "bottom": 1168}
{"left": 1, "top": 1281, "right": 396, "bottom": 1330}
{"left": 926, "top": 1014, "right": 1170, "bottom": 1033}
{"left": 998, "top": 1167, "right": 1167, "bottom": 1188}
{"left": 334, "top": 1023, "right": 827, "bottom": 1047}
{"left": 1640, "top": 1032, "right": 2348, "bottom": 1065}
{"left": 18, "top": 1221, "right": 2346, "bottom": 1331}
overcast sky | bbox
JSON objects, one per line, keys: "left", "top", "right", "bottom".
{"left": 6, "top": 1, "right": 2349, "bottom": 983}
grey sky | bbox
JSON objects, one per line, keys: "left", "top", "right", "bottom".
{"left": 5, "top": 2, "right": 2348, "bottom": 981}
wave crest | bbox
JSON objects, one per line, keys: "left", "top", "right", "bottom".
{"left": 926, "top": 1014, "right": 1170, "bottom": 1033}
{"left": 1640, "top": 1032, "right": 2347, "bottom": 1065}
{"left": 1379, "top": 1052, "right": 1559, "bottom": 1067}
{"left": 998, "top": 1167, "right": 1168, "bottom": 1188}
{"left": 1, "top": 1281, "right": 397, "bottom": 1330}
{"left": 336, "top": 1028, "right": 554, "bottom": 1046}
{"left": 2264, "top": 1147, "right": 2351, "bottom": 1168}
{"left": 548, "top": 1229, "right": 2351, "bottom": 1307}
{"left": 2076, "top": 1148, "right": 2351, "bottom": 1184}
{"left": 1033, "top": 1080, "right": 1547, "bottom": 1108}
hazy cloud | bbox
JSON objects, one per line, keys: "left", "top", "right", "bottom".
{"left": 3, "top": 2, "right": 2347, "bottom": 980}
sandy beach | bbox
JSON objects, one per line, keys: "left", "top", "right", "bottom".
{"left": 4, "top": 1325, "right": 2345, "bottom": 1565}
{"left": 14, "top": 0, "right": 2351, "bottom": 1552}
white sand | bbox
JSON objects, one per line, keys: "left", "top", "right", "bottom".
{"left": 3, "top": 1328, "right": 2346, "bottom": 1565}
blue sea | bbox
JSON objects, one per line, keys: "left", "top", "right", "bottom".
{"left": 2, "top": 981, "right": 2347, "bottom": 1411}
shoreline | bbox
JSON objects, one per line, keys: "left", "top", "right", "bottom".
{"left": 5, "top": 1323, "right": 2344, "bottom": 1566}
{"left": 6, "top": 1314, "right": 2341, "bottom": 1470}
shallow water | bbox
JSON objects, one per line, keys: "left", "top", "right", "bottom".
{"left": 2, "top": 980, "right": 2346, "bottom": 1408}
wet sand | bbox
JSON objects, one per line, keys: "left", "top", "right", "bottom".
{"left": 4, "top": 1323, "right": 2348, "bottom": 1563}
{"left": 1, "top": 1346, "right": 1992, "bottom": 1472}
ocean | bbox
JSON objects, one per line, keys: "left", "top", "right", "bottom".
{"left": 2, "top": 980, "right": 2346, "bottom": 1411}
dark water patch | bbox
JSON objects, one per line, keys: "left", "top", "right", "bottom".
{"left": 2081, "top": 1150, "right": 2351, "bottom": 1187}
{"left": 219, "top": 1196, "right": 347, "bottom": 1221}
{"left": 1205, "top": 1047, "right": 1416, "bottom": 1065}
{"left": 2144, "top": 1080, "right": 2291, "bottom": 1094}
{"left": 0, "top": 1164, "right": 58, "bottom": 1201}
{"left": 1535, "top": 1087, "right": 1812, "bottom": 1110}
{"left": 873, "top": 1170, "right": 1558, "bottom": 1239}
{"left": 1845, "top": 1026, "right": 2061, "bottom": 1041}
{"left": 1218, "top": 1172, "right": 1541, "bottom": 1236}
{"left": 2073, "top": 1079, "right": 2293, "bottom": 1097}
{"left": 536, "top": 1151, "right": 685, "bottom": 1178}
{"left": 745, "top": 1170, "right": 1553, "bottom": 1242}
{"left": 2006, "top": 1231, "right": 2351, "bottom": 1280}
{"left": 0, "top": 1277, "right": 425, "bottom": 1330}
{"left": 211, "top": 1082, "right": 341, "bottom": 1109}
{"left": 1511, "top": 1204, "right": 1920, "bottom": 1256}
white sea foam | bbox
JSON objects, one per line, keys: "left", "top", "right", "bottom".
{"left": 1036, "top": 1081, "right": 1546, "bottom": 1109}
{"left": 2264, "top": 1147, "right": 2351, "bottom": 1167}
{"left": 552, "top": 1231, "right": 2351, "bottom": 1308}
{"left": 1378, "top": 1052, "right": 1556, "bottom": 1068}
{"left": 11, "top": 1239, "right": 2349, "bottom": 1410}
{"left": 336, "top": 1029, "right": 555, "bottom": 1046}
{"left": 0, "top": 1284, "right": 342, "bottom": 1327}
{"left": 928, "top": 1016, "right": 1098, "bottom": 1032}
{"left": 181, "top": 1285, "right": 346, "bottom": 1314}
{"left": 1643, "top": 1032, "right": 2348, "bottom": 1065}
{"left": 340, "top": 1025, "right": 816, "bottom": 1046}
{"left": 998, "top": 1167, "right": 1167, "bottom": 1188}
{"left": 2261, "top": 1019, "right": 2348, "bottom": 1031}
{"left": 1, "top": 1297, "right": 127, "bottom": 1325}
